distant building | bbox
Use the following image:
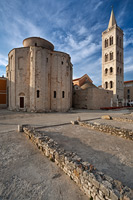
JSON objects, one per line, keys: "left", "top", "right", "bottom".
{"left": 73, "top": 74, "right": 95, "bottom": 90}
{"left": 73, "top": 74, "right": 113, "bottom": 109}
{"left": 73, "top": 74, "right": 93, "bottom": 86}
{"left": 102, "top": 9, "right": 124, "bottom": 104}
{"left": 0, "top": 77, "right": 7, "bottom": 108}
{"left": 6, "top": 37, "right": 72, "bottom": 112}
{"left": 124, "top": 80, "right": 133, "bottom": 102}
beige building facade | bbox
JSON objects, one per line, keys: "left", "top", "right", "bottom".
{"left": 124, "top": 80, "right": 133, "bottom": 103}
{"left": 73, "top": 87, "right": 113, "bottom": 110}
{"left": 73, "top": 74, "right": 93, "bottom": 87}
{"left": 73, "top": 74, "right": 113, "bottom": 109}
{"left": 102, "top": 9, "right": 124, "bottom": 104}
{"left": 6, "top": 37, "right": 72, "bottom": 112}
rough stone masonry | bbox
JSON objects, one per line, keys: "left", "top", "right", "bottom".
{"left": 23, "top": 126, "right": 133, "bottom": 200}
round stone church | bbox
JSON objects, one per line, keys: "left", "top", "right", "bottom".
{"left": 6, "top": 37, "right": 72, "bottom": 112}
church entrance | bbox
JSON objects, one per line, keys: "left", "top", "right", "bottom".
{"left": 20, "top": 97, "right": 24, "bottom": 108}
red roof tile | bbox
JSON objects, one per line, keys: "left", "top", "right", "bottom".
{"left": 124, "top": 80, "right": 133, "bottom": 83}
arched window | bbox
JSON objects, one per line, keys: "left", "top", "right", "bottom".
{"left": 120, "top": 68, "right": 122, "bottom": 74}
{"left": 117, "top": 36, "right": 119, "bottom": 45}
{"left": 110, "top": 67, "right": 113, "bottom": 73}
{"left": 105, "top": 39, "right": 108, "bottom": 48}
{"left": 110, "top": 36, "right": 113, "bottom": 45}
{"left": 110, "top": 52, "right": 113, "bottom": 60}
{"left": 105, "top": 54, "right": 108, "bottom": 62}
{"left": 112, "top": 37, "right": 113, "bottom": 45}
{"left": 54, "top": 91, "right": 56, "bottom": 98}
{"left": 105, "top": 68, "right": 108, "bottom": 74}
{"left": 120, "top": 53, "right": 121, "bottom": 61}
{"left": 110, "top": 81, "right": 113, "bottom": 89}
{"left": 120, "top": 38, "right": 121, "bottom": 47}
{"left": 117, "top": 51, "right": 119, "bottom": 61}
{"left": 117, "top": 67, "right": 119, "bottom": 73}
{"left": 62, "top": 91, "right": 65, "bottom": 98}
{"left": 105, "top": 82, "right": 108, "bottom": 89}
{"left": 37, "top": 90, "right": 40, "bottom": 98}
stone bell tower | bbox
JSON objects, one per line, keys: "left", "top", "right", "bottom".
{"left": 102, "top": 9, "right": 124, "bottom": 104}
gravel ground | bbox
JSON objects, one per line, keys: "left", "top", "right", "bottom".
{"left": 39, "top": 124, "right": 133, "bottom": 189}
{"left": 0, "top": 130, "right": 88, "bottom": 200}
{"left": 0, "top": 108, "right": 133, "bottom": 200}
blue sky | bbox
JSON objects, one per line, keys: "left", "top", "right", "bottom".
{"left": 0, "top": 0, "right": 133, "bottom": 86}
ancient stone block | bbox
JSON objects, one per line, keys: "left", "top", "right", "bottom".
{"left": 101, "top": 115, "right": 112, "bottom": 120}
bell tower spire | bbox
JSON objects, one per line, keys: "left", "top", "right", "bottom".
{"left": 108, "top": 7, "right": 117, "bottom": 28}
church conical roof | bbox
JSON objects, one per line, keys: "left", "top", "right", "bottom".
{"left": 108, "top": 9, "right": 117, "bottom": 28}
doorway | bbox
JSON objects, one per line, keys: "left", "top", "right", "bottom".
{"left": 20, "top": 97, "right": 24, "bottom": 108}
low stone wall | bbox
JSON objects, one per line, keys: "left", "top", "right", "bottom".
{"left": 112, "top": 117, "right": 133, "bottom": 123}
{"left": 79, "top": 122, "right": 133, "bottom": 141}
{"left": 23, "top": 126, "right": 133, "bottom": 200}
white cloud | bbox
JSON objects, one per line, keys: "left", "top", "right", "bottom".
{"left": 0, "top": 0, "right": 132, "bottom": 85}
{"left": 73, "top": 56, "right": 102, "bottom": 86}
{"left": 124, "top": 65, "right": 133, "bottom": 73}
{"left": 0, "top": 54, "right": 8, "bottom": 66}
{"left": 77, "top": 26, "right": 88, "bottom": 36}
{"left": 117, "top": 1, "right": 128, "bottom": 26}
{"left": 71, "top": 42, "right": 101, "bottom": 64}
{"left": 124, "top": 28, "right": 133, "bottom": 48}
{"left": 125, "top": 56, "right": 132, "bottom": 65}
{"left": 57, "top": 32, "right": 100, "bottom": 65}
{"left": 94, "top": 1, "right": 103, "bottom": 11}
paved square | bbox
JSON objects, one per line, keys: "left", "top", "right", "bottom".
{"left": 0, "top": 109, "right": 133, "bottom": 199}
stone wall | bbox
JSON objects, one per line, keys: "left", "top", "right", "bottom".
{"left": 73, "top": 87, "right": 113, "bottom": 109}
{"left": 112, "top": 117, "right": 133, "bottom": 123}
{"left": 23, "top": 126, "right": 133, "bottom": 200}
{"left": 78, "top": 121, "right": 133, "bottom": 141}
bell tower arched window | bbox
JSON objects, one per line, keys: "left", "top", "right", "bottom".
{"left": 110, "top": 52, "right": 113, "bottom": 60}
{"left": 110, "top": 81, "right": 113, "bottom": 89}
{"left": 120, "top": 53, "right": 122, "bottom": 62}
{"left": 105, "top": 68, "right": 108, "bottom": 74}
{"left": 105, "top": 54, "right": 108, "bottom": 62}
{"left": 110, "top": 67, "right": 113, "bottom": 73}
{"left": 117, "top": 36, "right": 119, "bottom": 45}
{"left": 110, "top": 36, "right": 113, "bottom": 45}
{"left": 117, "top": 51, "right": 119, "bottom": 61}
{"left": 120, "top": 38, "right": 122, "bottom": 47}
{"left": 105, "top": 39, "right": 108, "bottom": 48}
{"left": 105, "top": 82, "right": 108, "bottom": 89}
